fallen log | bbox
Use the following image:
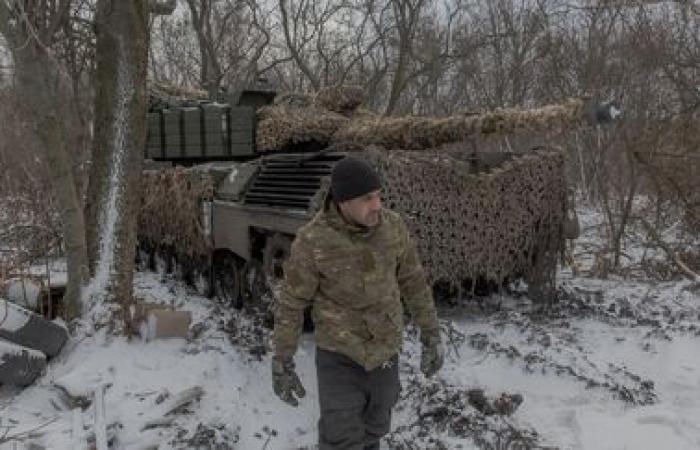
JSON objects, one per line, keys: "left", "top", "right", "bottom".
{"left": 94, "top": 384, "right": 108, "bottom": 450}
{"left": 140, "top": 386, "right": 204, "bottom": 432}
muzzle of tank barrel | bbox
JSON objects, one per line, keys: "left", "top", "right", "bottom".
{"left": 585, "top": 98, "right": 622, "bottom": 125}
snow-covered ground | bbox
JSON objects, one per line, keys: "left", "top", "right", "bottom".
{"left": 0, "top": 268, "right": 697, "bottom": 449}
{"left": 0, "top": 205, "right": 699, "bottom": 449}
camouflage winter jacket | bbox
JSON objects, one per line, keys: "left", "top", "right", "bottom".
{"left": 273, "top": 200, "right": 439, "bottom": 371}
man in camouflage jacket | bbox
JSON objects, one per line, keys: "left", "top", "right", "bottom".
{"left": 272, "top": 156, "right": 444, "bottom": 450}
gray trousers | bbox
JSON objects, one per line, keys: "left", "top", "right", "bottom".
{"left": 316, "top": 348, "right": 400, "bottom": 450}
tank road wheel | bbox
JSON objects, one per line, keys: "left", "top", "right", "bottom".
{"left": 262, "top": 233, "right": 293, "bottom": 289}
{"left": 213, "top": 252, "right": 244, "bottom": 308}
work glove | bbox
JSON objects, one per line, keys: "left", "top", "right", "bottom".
{"left": 420, "top": 330, "right": 444, "bottom": 378}
{"left": 271, "top": 356, "right": 306, "bottom": 406}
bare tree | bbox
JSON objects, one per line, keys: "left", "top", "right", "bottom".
{"left": 384, "top": 0, "right": 426, "bottom": 114}
{"left": 148, "top": 0, "right": 270, "bottom": 96}
{"left": 0, "top": 0, "right": 89, "bottom": 320}
{"left": 185, "top": 0, "right": 226, "bottom": 96}
{"left": 277, "top": 0, "right": 323, "bottom": 90}
{"left": 150, "top": 11, "right": 201, "bottom": 87}
{"left": 84, "top": 0, "right": 175, "bottom": 331}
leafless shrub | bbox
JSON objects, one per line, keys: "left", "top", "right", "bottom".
{"left": 0, "top": 90, "right": 61, "bottom": 278}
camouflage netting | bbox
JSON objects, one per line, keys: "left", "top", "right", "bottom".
{"left": 256, "top": 96, "right": 593, "bottom": 155}
{"left": 137, "top": 147, "right": 566, "bottom": 299}
{"left": 360, "top": 146, "right": 566, "bottom": 299}
{"left": 139, "top": 167, "right": 216, "bottom": 270}
{"left": 255, "top": 102, "right": 350, "bottom": 152}
{"left": 255, "top": 86, "right": 380, "bottom": 152}
{"left": 253, "top": 94, "right": 584, "bottom": 297}
{"left": 332, "top": 98, "right": 588, "bottom": 151}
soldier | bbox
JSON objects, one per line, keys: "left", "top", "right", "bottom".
{"left": 272, "top": 156, "right": 444, "bottom": 450}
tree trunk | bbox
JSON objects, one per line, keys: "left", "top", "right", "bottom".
{"left": 84, "top": 0, "right": 149, "bottom": 331}
{"left": 384, "top": 0, "right": 424, "bottom": 116}
{"left": 0, "top": 4, "right": 89, "bottom": 321}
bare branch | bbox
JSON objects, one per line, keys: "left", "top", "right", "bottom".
{"left": 279, "top": 0, "right": 320, "bottom": 90}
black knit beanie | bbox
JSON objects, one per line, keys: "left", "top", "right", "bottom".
{"left": 330, "top": 156, "right": 382, "bottom": 203}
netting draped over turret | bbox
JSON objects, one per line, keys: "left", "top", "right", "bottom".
{"left": 256, "top": 102, "right": 348, "bottom": 152}
{"left": 361, "top": 147, "right": 565, "bottom": 296}
{"left": 335, "top": 99, "right": 587, "bottom": 150}
{"left": 254, "top": 96, "right": 590, "bottom": 153}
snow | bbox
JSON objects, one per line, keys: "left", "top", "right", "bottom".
{"left": 84, "top": 38, "right": 133, "bottom": 306}
{"left": 0, "top": 338, "right": 45, "bottom": 360}
{"left": 436, "top": 307, "right": 700, "bottom": 450}
{"left": 0, "top": 206, "right": 699, "bottom": 448}
{"left": 0, "top": 299, "right": 31, "bottom": 332}
{"left": 227, "top": 167, "right": 239, "bottom": 183}
{"left": 4, "top": 278, "right": 41, "bottom": 310}
{"left": 0, "top": 267, "right": 696, "bottom": 449}
{"left": 94, "top": 384, "right": 108, "bottom": 450}
{"left": 72, "top": 407, "right": 87, "bottom": 450}
{"left": 138, "top": 313, "right": 158, "bottom": 342}
{"left": 13, "top": 260, "right": 69, "bottom": 288}
{"left": 608, "top": 105, "right": 622, "bottom": 120}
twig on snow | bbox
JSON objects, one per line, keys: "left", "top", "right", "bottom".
{"left": 0, "top": 416, "right": 59, "bottom": 442}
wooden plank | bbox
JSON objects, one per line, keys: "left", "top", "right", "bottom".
{"left": 94, "top": 385, "right": 108, "bottom": 450}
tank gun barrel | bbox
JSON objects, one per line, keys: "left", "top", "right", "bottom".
{"left": 331, "top": 98, "right": 621, "bottom": 151}
{"left": 591, "top": 100, "right": 622, "bottom": 124}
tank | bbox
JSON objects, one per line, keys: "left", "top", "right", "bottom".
{"left": 139, "top": 83, "right": 619, "bottom": 306}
